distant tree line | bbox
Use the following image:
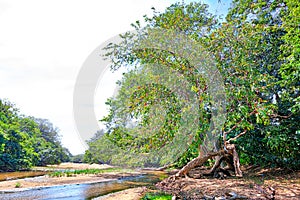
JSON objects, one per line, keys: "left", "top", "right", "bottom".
{"left": 0, "top": 99, "right": 71, "bottom": 172}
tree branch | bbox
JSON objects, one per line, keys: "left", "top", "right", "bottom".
{"left": 223, "top": 118, "right": 244, "bottom": 144}
{"left": 223, "top": 108, "right": 256, "bottom": 144}
{"left": 270, "top": 113, "right": 292, "bottom": 119}
{"left": 227, "top": 128, "right": 247, "bottom": 143}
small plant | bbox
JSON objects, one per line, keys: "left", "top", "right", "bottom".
{"left": 159, "top": 174, "right": 168, "bottom": 180}
{"left": 49, "top": 171, "right": 64, "bottom": 177}
{"left": 66, "top": 171, "right": 73, "bottom": 177}
{"left": 15, "top": 182, "right": 22, "bottom": 188}
{"left": 142, "top": 192, "right": 172, "bottom": 200}
{"left": 48, "top": 167, "right": 127, "bottom": 177}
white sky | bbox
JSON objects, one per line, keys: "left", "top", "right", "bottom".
{"left": 0, "top": 0, "right": 230, "bottom": 155}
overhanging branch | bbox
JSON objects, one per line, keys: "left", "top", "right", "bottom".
{"left": 227, "top": 128, "right": 247, "bottom": 143}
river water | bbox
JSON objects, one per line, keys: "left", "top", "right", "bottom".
{"left": 0, "top": 173, "right": 164, "bottom": 200}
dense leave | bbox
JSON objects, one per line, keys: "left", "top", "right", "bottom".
{"left": 87, "top": 1, "right": 299, "bottom": 169}
{"left": 0, "top": 99, "right": 70, "bottom": 171}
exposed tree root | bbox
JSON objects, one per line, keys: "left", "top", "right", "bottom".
{"left": 175, "top": 150, "right": 225, "bottom": 178}
{"left": 174, "top": 143, "right": 243, "bottom": 180}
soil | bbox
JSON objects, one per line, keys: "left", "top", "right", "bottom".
{"left": 94, "top": 187, "right": 147, "bottom": 200}
{"left": 156, "top": 166, "right": 300, "bottom": 200}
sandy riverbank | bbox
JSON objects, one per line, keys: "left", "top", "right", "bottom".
{"left": 94, "top": 187, "right": 147, "bottom": 200}
{"left": 33, "top": 162, "right": 113, "bottom": 171}
{"left": 0, "top": 175, "right": 113, "bottom": 192}
{"left": 0, "top": 163, "right": 141, "bottom": 193}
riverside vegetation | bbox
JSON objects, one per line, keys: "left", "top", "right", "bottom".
{"left": 85, "top": 0, "right": 299, "bottom": 175}
{"left": 84, "top": 0, "right": 299, "bottom": 199}
{"left": 0, "top": 99, "right": 71, "bottom": 172}
{"left": 0, "top": 0, "right": 299, "bottom": 199}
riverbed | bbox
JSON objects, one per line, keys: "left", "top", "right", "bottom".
{"left": 0, "top": 163, "right": 166, "bottom": 200}
{"left": 0, "top": 174, "right": 161, "bottom": 200}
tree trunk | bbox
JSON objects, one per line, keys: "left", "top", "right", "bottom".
{"left": 175, "top": 150, "right": 225, "bottom": 178}
{"left": 175, "top": 143, "right": 243, "bottom": 178}
{"left": 208, "top": 155, "right": 223, "bottom": 174}
{"left": 228, "top": 144, "right": 243, "bottom": 177}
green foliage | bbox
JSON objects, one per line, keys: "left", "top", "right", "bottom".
{"left": 100, "top": 1, "right": 222, "bottom": 167}
{"left": 88, "top": 1, "right": 299, "bottom": 169}
{"left": 84, "top": 130, "right": 117, "bottom": 164}
{"left": 0, "top": 99, "right": 71, "bottom": 171}
{"left": 70, "top": 154, "right": 85, "bottom": 163}
{"left": 174, "top": 138, "right": 200, "bottom": 168}
{"left": 15, "top": 182, "right": 21, "bottom": 188}
{"left": 48, "top": 171, "right": 64, "bottom": 177}
{"left": 142, "top": 192, "right": 172, "bottom": 200}
{"left": 83, "top": 150, "right": 93, "bottom": 163}
{"left": 103, "top": 69, "right": 184, "bottom": 154}
{"left": 48, "top": 168, "right": 124, "bottom": 177}
{"left": 0, "top": 99, "right": 38, "bottom": 171}
{"left": 226, "top": 0, "right": 300, "bottom": 169}
{"left": 33, "top": 118, "right": 71, "bottom": 166}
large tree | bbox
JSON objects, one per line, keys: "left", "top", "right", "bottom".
{"left": 93, "top": 0, "right": 299, "bottom": 177}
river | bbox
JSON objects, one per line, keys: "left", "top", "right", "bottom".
{"left": 0, "top": 173, "right": 163, "bottom": 200}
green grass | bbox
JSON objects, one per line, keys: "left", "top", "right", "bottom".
{"left": 48, "top": 168, "right": 131, "bottom": 177}
{"left": 49, "top": 171, "right": 64, "bottom": 177}
{"left": 141, "top": 192, "right": 172, "bottom": 200}
{"left": 15, "top": 182, "right": 22, "bottom": 188}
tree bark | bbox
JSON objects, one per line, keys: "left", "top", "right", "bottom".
{"left": 208, "top": 155, "right": 222, "bottom": 174}
{"left": 174, "top": 143, "right": 243, "bottom": 179}
{"left": 225, "top": 143, "right": 243, "bottom": 177}
{"left": 175, "top": 150, "right": 226, "bottom": 178}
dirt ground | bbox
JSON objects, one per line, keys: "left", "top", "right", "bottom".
{"left": 156, "top": 166, "right": 300, "bottom": 200}
{"left": 89, "top": 166, "right": 300, "bottom": 200}
{"left": 95, "top": 187, "right": 147, "bottom": 200}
